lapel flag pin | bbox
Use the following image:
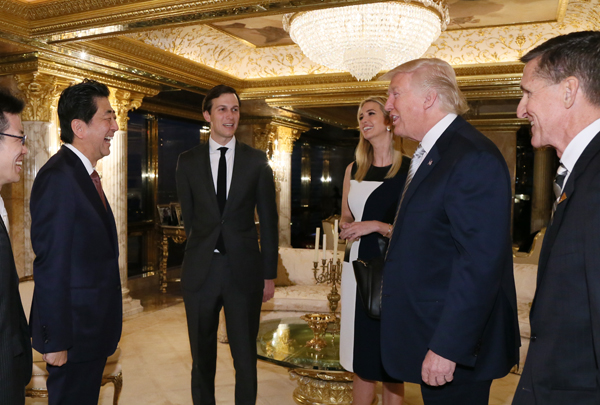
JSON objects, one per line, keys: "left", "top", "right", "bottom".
{"left": 428, "top": 159, "right": 433, "bottom": 165}
{"left": 559, "top": 192, "right": 567, "bottom": 204}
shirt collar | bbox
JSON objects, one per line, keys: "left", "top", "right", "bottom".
{"left": 419, "top": 114, "right": 458, "bottom": 154}
{"left": 560, "top": 118, "right": 600, "bottom": 173}
{"left": 64, "top": 143, "right": 94, "bottom": 175}
{"left": 209, "top": 136, "right": 236, "bottom": 153}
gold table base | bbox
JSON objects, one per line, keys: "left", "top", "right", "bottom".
{"left": 289, "top": 369, "right": 378, "bottom": 405}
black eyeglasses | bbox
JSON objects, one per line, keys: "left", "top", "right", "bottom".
{"left": 0, "top": 132, "right": 26, "bottom": 145}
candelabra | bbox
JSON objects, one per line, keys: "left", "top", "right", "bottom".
{"left": 313, "top": 257, "right": 342, "bottom": 315}
{"left": 300, "top": 257, "right": 342, "bottom": 351}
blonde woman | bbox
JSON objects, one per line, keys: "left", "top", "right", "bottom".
{"left": 339, "top": 96, "right": 409, "bottom": 405}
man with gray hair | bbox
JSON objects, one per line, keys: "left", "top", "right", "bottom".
{"left": 512, "top": 30, "right": 600, "bottom": 405}
{"left": 380, "top": 58, "right": 519, "bottom": 404}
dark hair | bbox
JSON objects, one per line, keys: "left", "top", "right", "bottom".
{"left": 57, "top": 79, "right": 110, "bottom": 143}
{"left": 202, "top": 84, "right": 240, "bottom": 115}
{"left": 521, "top": 31, "right": 600, "bottom": 106}
{"left": 0, "top": 89, "right": 25, "bottom": 137}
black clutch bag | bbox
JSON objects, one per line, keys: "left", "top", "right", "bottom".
{"left": 352, "top": 256, "right": 384, "bottom": 320}
{"left": 352, "top": 236, "right": 388, "bottom": 320}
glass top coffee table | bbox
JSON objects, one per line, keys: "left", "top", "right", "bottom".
{"left": 256, "top": 316, "right": 375, "bottom": 405}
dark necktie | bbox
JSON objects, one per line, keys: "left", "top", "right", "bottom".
{"left": 551, "top": 163, "right": 568, "bottom": 219}
{"left": 216, "top": 147, "right": 228, "bottom": 253}
{"left": 91, "top": 170, "right": 107, "bottom": 210}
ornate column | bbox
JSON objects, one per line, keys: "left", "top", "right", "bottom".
{"left": 253, "top": 122, "right": 301, "bottom": 247}
{"left": 275, "top": 126, "right": 300, "bottom": 247}
{"left": 10, "top": 73, "right": 66, "bottom": 278}
{"left": 103, "top": 88, "right": 145, "bottom": 316}
{"left": 531, "top": 147, "right": 556, "bottom": 232}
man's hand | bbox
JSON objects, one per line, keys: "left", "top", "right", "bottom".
{"left": 43, "top": 350, "right": 68, "bottom": 367}
{"left": 421, "top": 350, "right": 456, "bottom": 386}
{"left": 263, "top": 279, "right": 275, "bottom": 302}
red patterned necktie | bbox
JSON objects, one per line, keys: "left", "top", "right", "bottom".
{"left": 91, "top": 170, "right": 107, "bottom": 210}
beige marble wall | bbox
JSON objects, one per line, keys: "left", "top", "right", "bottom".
{"left": 278, "top": 152, "right": 292, "bottom": 247}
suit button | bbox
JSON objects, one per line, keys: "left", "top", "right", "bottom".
{"left": 221, "top": 220, "right": 225, "bottom": 224}
{"left": 44, "top": 339, "right": 49, "bottom": 344}
{"left": 530, "top": 334, "right": 537, "bottom": 342}
{"left": 42, "top": 325, "right": 47, "bottom": 330}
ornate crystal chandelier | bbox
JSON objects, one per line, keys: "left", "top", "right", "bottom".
{"left": 283, "top": 1, "right": 449, "bottom": 81}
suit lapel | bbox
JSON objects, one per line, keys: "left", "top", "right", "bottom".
{"left": 62, "top": 147, "right": 118, "bottom": 252}
{"left": 536, "top": 131, "right": 600, "bottom": 285}
{"left": 225, "top": 141, "right": 247, "bottom": 215}
{"left": 388, "top": 129, "right": 450, "bottom": 253}
{"left": 199, "top": 143, "right": 221, "bottom": 217}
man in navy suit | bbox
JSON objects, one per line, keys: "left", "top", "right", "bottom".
{"left": 380, "top": 58, "right": 519, "bottom": 404}
{"left": 512, "top": 31, "right": 600, "bottom": 405}
{"left": 30, "top": 80, "right": 122, "bottom": 405}
{"left": 0, "top": 89, "right": 32, "bottom": 404}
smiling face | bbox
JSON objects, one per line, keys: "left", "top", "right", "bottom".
{"left": 72, "top": 96, "right": 118, "bottom": 166}
{"left": 0, "top": 112, "right": 27, "bottom": 188}
{"left": 203, "top": 93, "right": 239, "bottom": 145}
{"left": 385, "top": 72, "right": 427, "bottom": 142}
{"left": 517, "top": 58, "right": 566, "bottom": 152}
{"left": 358, "top": 101, "right": 389, "bottom": 142}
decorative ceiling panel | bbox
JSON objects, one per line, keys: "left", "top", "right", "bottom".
{"left": 126, "top": 0, "right": 597, "bottom": 80}
{"left": 447, "top": 0, "right": 565, "bottom": 30}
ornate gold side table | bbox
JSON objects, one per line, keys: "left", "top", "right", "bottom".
{"left": 257, "top": 317, "right": 377, "bottom": 405}
{"left": 157, "top": 225, "right": 186, "bottom": 293}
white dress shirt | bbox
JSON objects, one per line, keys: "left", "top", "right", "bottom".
{"left": 208, "top": 136, "right": 236, "bottom": 198}
{"left": 415, "top": 113, "right": 458, "bottom": 173}
{"left": 558, "top": 118, "right": 600, "bottom": 193}
{"left": 64, "top": 143, "right": 94, "bottom": 175}
{"left": 0, "top": 196, "right": 8, "bottom": 234}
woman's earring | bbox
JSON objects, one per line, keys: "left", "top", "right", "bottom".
{"left": 386, "top": 126, "right": 391, "bottom": 132}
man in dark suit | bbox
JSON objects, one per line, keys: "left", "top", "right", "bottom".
{"left": 512, "top": 31, "right": 600, "bottom": 405}
{"left": 0, "top": 89, "right": 32, "bottom": 404}
{"left": 30, "top": 79, "right": 122, "bottom": 405}
{"left": 176, "top": 84, "right": 278, "bottom": 405}
{"left": 380, "top": 58, "right": 520, "bottom": 404}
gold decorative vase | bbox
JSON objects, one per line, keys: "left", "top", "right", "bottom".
{"left": 301, "top": 313, "right": 336, "bottom": 351}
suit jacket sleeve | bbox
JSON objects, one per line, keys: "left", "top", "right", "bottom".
{"left": 0, "top": 228, "right": 17, "bottom": 395}
{"left": 428, "top": 149, "right": 513, "bottom": 366}
{"left": 585, "top": 169, "right": 600, "bottom": 370}
{"left": 255, "top": 154, "right": 278, "bottom": 279}
{"left": 176, "top": 152, "right": 194, "bottom": 238}
{"left": 30, "top": 167, "right": 75, "bottom": 353}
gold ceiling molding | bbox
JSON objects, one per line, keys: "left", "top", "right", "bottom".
{"left": 467, "top": 118, "right": 530, "bottom": 131}
{"left": 128, "top": 24, "right": 338, "bottom": 79}
{"left": 425, "top": 0, "right": 599, "bottom": 65}
{"left": 36, "top": 58, "right": 160, "bottom": 96}
{"left": 83, "top": 37, "right": 242, "bottom": 90}
{"left": 2, "top": 55, "right": 162, "bottom": 96}
{"left": 125, "top": 0, "right": 596, "bottom": 81}
{"left": 242, "top": 116, "right": 311, "bottom": 133}
{"left": 2, "top": 0, "right": 391, "bottom": 39}
{"left": 140, "top": 99, "right": 206, "bottom": 122}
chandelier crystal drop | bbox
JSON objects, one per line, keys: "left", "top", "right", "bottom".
{"left": 283, "top": 1, "right": 449, "bottom": 81}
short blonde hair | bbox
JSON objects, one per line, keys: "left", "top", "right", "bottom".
{"left": 354, "top": 96, "right": 403, "bottom": 182}
{"left": 383, "top": 58, "right": 468, "bottom": 115}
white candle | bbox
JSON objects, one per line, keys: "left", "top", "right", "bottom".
{"left": 314, "top": 227, "right": 320, "bottom": 262}
{"left": 333, "top": 220, "right": 339, "bottom": 260}
{"left": 322, "top": 233, "right": 327, "bottom": 260}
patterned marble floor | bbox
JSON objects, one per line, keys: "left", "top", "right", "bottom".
{"left": 26, "top": 286, "right": 520, "bottom": 405}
